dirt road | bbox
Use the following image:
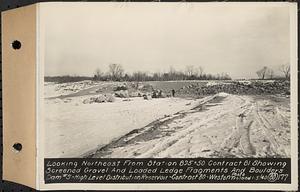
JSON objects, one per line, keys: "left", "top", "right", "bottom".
{"left": 89, "top": 93, "right": 290, "bottom": 158}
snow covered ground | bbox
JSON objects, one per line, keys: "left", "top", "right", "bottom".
{"left": 90, "top": 93, "right": 290, "bottom": 158}
{"left": 45, "top": 96, "right": 202, "bottom": 157}
{"left": 44, "top": 80, "right": 100, "bottom": 98}
{"left": 44, "top": 81, "right": 291, "bottom": 158}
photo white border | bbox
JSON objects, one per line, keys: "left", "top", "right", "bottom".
{"left": 36, "top": 2, "right": 298, "bottom": 191}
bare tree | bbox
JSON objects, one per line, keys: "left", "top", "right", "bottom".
{"left": 195, "top": 66, "right": 204, "bottom": 77}
{"left": 169, "top": 66, "right": 176, "bottom": 75}
{"left": 132, "top": 71, "right": 148, "bottom": 81}
{"left": 279, "top": 64, "right": 290, "bottom": 79}
{"left": 256, "top": 66, "right": 275, "bottom": 79}
{"left": 185, "top": 65, "right": 195, "bottom": 76}
{"left": 224, "top": 73, "right": 231, "bottom": 80}
{"left": 153, "top": 72, "right": 162, "bottom": 81}
{"left": 108, "top": 63, "right": 124, "bottom": 81}
{"left": 256, "top": 66, "right": 268, "bottom": 79}
{"left": 269, "top": 69, "right": 274, "bottom": 79}
{"left": 93, "top": 68, "right": 103, "bottom": 80}
{"left": 168, "top": 66, "right": 178, "bottom": 80}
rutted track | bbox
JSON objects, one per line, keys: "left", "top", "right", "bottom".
{"left": 89, "top": 93, "right": 290, "bottom": 158}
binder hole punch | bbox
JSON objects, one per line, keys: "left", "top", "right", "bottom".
{"left": 12, "top": 143, "right": 22, "bottom": 153}
{"left": 11, "top": 40, "right": 22, "bottom": 50}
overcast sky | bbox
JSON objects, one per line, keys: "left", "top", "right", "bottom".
{"left": 42, "top": 2, "right": 291, "bottom": 79}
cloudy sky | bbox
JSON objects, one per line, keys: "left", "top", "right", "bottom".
{"left": 42, "top": 2, "right": 291, "bottom": 79}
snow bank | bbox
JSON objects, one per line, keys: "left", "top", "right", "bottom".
{"left": 217, "top": 92, "right": 229, "bottom": 97}
{"left": 44, "top": 80, "right": 99, "bottom": 98}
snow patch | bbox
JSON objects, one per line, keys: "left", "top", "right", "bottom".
{"left": 217, "top": 92, "right": 229, "bottom": 97}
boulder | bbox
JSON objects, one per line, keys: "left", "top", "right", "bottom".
{"left": 115, "top": 90, "right": 129, "bottom": 98}
{"left": 83, "top": 94, "right": 115, "bottom": 104}
{"left": 143, "top": 94, "right": 152, "bottom": 100}
{"left": 114, "top": 85, "right": 128, "bottom": 91}
{"left": 105, "top": 94, "right": 116, "bottom": 102}
{"left": 129, "top": 91, "right": 143, "bottom": 97}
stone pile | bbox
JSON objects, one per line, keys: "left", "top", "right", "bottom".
{"left": 83, "top": 94, "right": 115, "bottom": 104}
{"left": 114, "top": 90, "right": 129, "bottom": 98}
{"left": 178, "top": 80, "right": 290, "bottom": 96}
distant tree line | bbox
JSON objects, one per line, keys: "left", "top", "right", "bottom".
{"left": 256, "top": 64, "right": 290, "bottom": 80}
{"left": 44, "top": 75, "right": 93, "bottom": 83}
{"left": 45, "top": 63, "right": 291, "bottom": 83}
{"left": 92, "top": 63, "right": 232, "bottom": 81}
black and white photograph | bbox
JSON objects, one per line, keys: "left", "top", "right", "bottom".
{"left": 1, "top": 2, "right": 297, "bottom": 191}
{"left": 42, "top": 3, "right": 293, "bottom": 160}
